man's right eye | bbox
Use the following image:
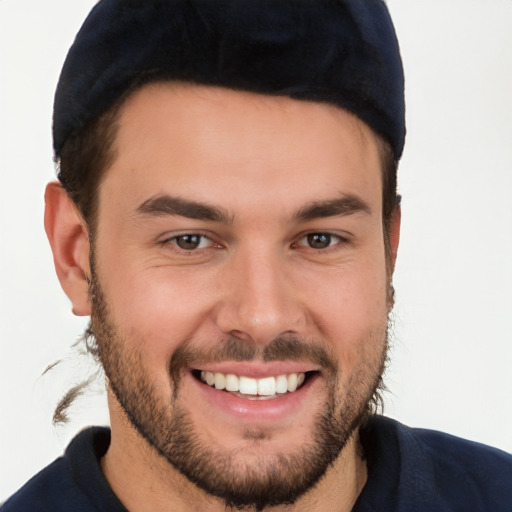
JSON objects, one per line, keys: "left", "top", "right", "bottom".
{"left": 169, "top": 234, "right": 213, "bottom": 251}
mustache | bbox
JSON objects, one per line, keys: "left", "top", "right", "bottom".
{"left": 169, "top": 335, "right": 337, "bottom": 386}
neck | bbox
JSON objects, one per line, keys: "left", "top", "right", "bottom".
{"left": 101, "top": 392, "right": 367, "bottom": 512}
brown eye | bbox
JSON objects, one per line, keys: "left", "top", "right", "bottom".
{"left": 172, "top": 234, "right": 211, "bottom": 250}
{"left": 306, "top": 233, "right": 334, "bottom": 249}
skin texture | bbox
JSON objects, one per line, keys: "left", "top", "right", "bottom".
{"left": 45, "top": 83, "right": 400, "bottom": 512}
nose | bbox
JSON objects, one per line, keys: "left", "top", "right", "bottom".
{"left": 214, "top": 246, "right": 307, "bottom": 345}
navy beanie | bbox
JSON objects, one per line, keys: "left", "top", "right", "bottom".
{"left": 53, "top": 0, "right": 405, "bottom": 162}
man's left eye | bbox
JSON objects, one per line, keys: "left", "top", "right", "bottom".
{"left": 297, "top": 233, "right": 342, "bottom": 250}
{"left": 169, "top": 234, "right": 213, "bottom": 250}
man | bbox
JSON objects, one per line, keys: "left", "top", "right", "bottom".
{"left": 2, "top": 0, "right": 511, "bottom": 511}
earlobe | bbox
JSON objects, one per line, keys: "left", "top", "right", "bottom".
{"left": 44, "top": 181, "right": 91, "bottom": 316}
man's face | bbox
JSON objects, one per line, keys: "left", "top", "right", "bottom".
{"left": 90, "top": 83, "right": 396, "bottom": 508}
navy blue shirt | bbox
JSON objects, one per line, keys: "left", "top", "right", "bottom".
{"left": 3, "top": 416, "right": 511, "bottom": 511}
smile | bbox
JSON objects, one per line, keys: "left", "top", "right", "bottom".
{"left": 198, "top": 370, "right": 307, "bottom": 398}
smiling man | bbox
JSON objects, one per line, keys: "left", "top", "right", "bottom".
{"left": 2, "top": 1, "right": 511, "bottom": 511}
{"left": 80, "top": 84, "right": 391, "bottom": 511}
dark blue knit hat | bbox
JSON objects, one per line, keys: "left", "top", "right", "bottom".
{"left": 53, "top": 0, "right": 405, "bottom": 161}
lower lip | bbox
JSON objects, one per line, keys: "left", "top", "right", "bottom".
{"left": 188, "top": 372, "right": 319, "bottom": 422}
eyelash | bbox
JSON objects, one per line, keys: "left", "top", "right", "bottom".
{"left": 295, "top": 232, "right": 347, "bottom": 252}
{"left": 163, "top": 232, "right": 348, "bottom": 253}
{"left": 165, "top": 233, "right": 216, "bottom": 251}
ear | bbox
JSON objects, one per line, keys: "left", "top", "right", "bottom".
{"left": 388, "top": 205, "right": 401, "bottom": 274}
{"left": 44, "top": 181, "right": 91, "bottom": 316}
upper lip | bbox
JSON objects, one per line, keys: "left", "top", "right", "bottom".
{"left": 192, "top": 361, "right": 319, "bottom": 379}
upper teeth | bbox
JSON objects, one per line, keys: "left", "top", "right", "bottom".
{"left": 200, "top": 371, "right": 306, "bottom": 396}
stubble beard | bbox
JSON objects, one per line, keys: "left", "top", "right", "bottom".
{"left": 89, "top": 265, "right": 389, "bottom": 511}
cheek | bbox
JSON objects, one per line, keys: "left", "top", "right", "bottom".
{"left": 308, "top": 261, "right": 388, "bottom": 323}
{"left": 301, "top": 258, "right": 389, "bottom": 363}
{"left": 101, "top": 263, "right": 219, "bottom": 360}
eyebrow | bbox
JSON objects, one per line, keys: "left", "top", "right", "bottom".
{"left": 134, "top": 193, "right": 371, "bottom": 224}
{"left": 134, "top": 195, "right": 232, "bottom": 223}
{"left": 292, "top": 194, "right": 372, "bottom": 223}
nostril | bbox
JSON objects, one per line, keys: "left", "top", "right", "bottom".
{"left": 227, "top": 330, "right": 256, "bottom": 344}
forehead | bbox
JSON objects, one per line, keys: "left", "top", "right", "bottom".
{"left": 100, "top": 82, "right": 383, "bottom": 219}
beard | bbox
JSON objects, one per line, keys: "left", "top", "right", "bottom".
{"left": 89, "top": 265, "right": 389, "bottom": 511}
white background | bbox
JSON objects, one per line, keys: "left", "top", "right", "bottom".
{"left": 1, "top": 0, "right": 511, "bottom": 502}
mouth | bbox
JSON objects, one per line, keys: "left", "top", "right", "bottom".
{"left": 192, "top": 369, "right": 315, "bottom": 400}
